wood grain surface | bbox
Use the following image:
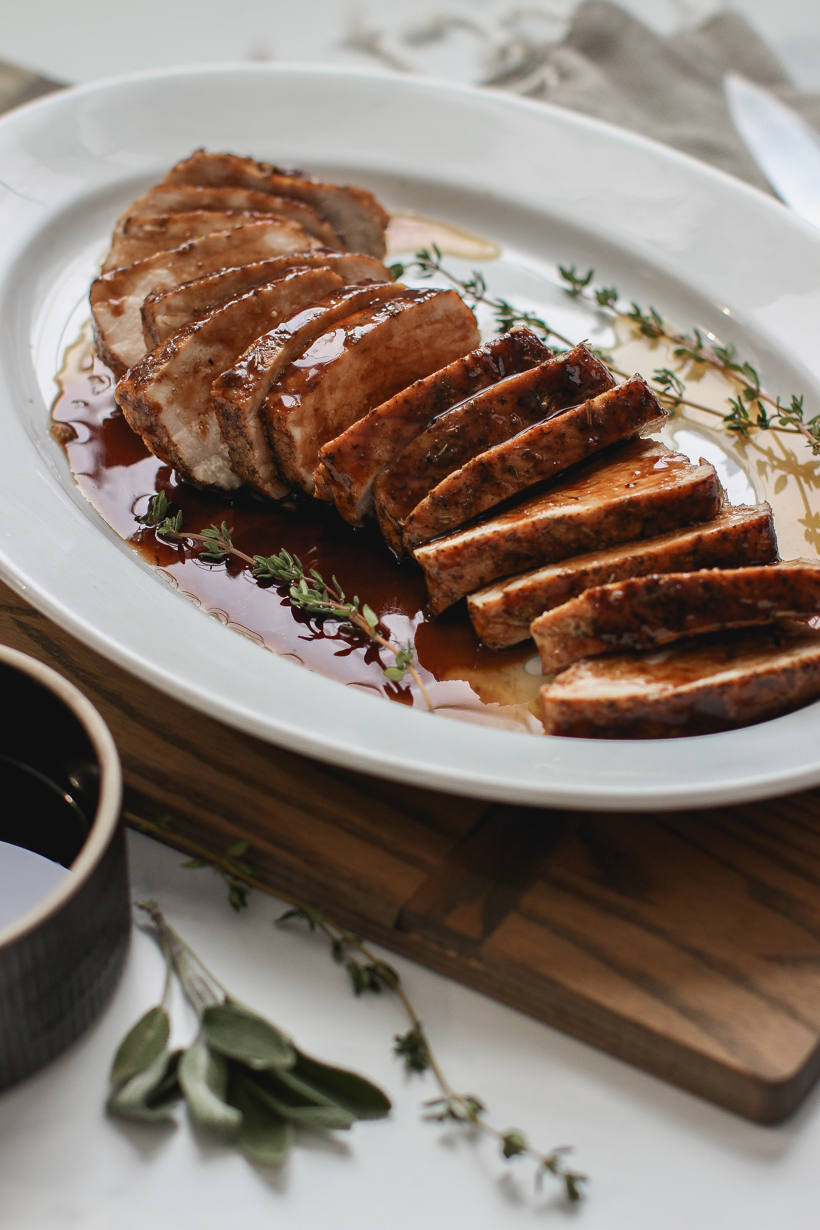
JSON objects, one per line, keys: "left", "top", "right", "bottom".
{"left": 4, "top": 576, "right": 820, "bottom": 1123}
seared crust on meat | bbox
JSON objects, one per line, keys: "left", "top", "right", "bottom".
{"left": 104, "top": 211, "right": 273, "bottom": 272}
{"left": 142, "top": 252, "right": 390, "bottom": 348}
{"left": 264, "top": 289, "right": 479, "bottom": 494}
{"left": 314, "top": 328, "right": 552, "bottom": 525}
{"left": 114, "top": 184, "right": 343, "bottom": 248}
{"left": 403, "top": 374, "right": 667, "bottom": 550}
{"left": 213, "top": 281, "right": 409, "bottom": 498}
{"left": 91, "top": 221, "right": 320, "bottom": 375}
{"left": 142, "top": 252, "right": 391, "bottom": 347}
{"left": 115, "top": 266, "right": 345, "bottom": 491}
{"left": 375, "top": 344, "right": 615, "bottom": 555}
{"left": 468, "top": 502, "right": 778, "bottom": 648}
{"left": 531, "top": 563, "right": 820, "bottom": 673}
{"left": 414, "top": 439, "right": 722, "bottom": 614}
{"left": 540, "top": 625, "right": 820, "bottom": 738}
{"left": 163, "top": 151, "right": 389, "bottom": 258}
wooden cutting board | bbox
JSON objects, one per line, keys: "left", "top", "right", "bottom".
{"left": 4, "top": 576, "right": 820, "bottom": 1125}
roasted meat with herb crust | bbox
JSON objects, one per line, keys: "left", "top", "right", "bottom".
{"left": 263, "top": 288, "right": 480, "bottom": 494}
{"left": 115, "top": 266, "right": 346, "bottom": 491}
{"left": 531, "top": 563, "right": 820, "bottom": 674}
{"left": 541, "top": 624, "right": 820, "bottom": 738}
{"left": 313, "top": 329, "right": 553, "bottom": 525}
{"left": 114, "top": 184, "right": 343, "bottom": 248}
{"left": 142, "top": 252, "right": 392, "bottom": 347}
{"left": 104, "top": 211, "right": 277, "bottom": 272}
{"left": 375, "top": 344, "right": 615, "bottom": 555}
{"left": 91, "top": 221, "right": 320, "bottom": 375}
{"left": 468, "top": 502, "right": 778, "bottom": 648}
{"left": 163, "top": 151, "right": 389, "bottom": 257}
{"left": 415, "top": 439, "right": 722, "bottom": 613}
{"left": 403, "top": 374, "right": 667, "bottom": 550}
{"left": 213, "top": 282, "right": 410, "bottom": 498}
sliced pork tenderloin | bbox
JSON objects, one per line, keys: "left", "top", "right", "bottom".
{"left": 263, "top": 289, "right": 479, "bottom": 494}
{"left": 313, "top": 328, "right": 552, "bottom": 525}
{"left": 103, "top": 210, "right": 277, "bottom": 272}
{"left": 375, "top": 344, "right": 614, "bottom": 555}
{"left": 114, "top": 265, "right": 346, "bottom": 491}
{"left": 114, "top": 184, "right": 342, "bottom": 248}
{"left": 540, "top": 624, "right": 820, "bottom": 738}
{"left": 414, "top": 439, "right": 722, "bottom": 614}
{"left": 91, "top": 221, "right": 321, "bottom": 375}
{"left": 403, "top": 374, "right": 666, "bottom": 550}
{"left": 212, "top": 281, "right": 409, "bottom": 499}
{"left": 468, "top": 502, "right": 778, "bottom": 649}
{"left": 142, "top": 252, "right": 392, "bottom": 347}
{"left": 163, "top": 151, "right": 389, "bottom": 257}
{"left": 531, "top": 563, "right": 820, "bottom": 674}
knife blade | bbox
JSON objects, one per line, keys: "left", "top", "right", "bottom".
{"left": 724, "top": 71, "right": 820, "bottom": 228}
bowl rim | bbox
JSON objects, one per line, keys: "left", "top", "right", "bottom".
{"left": 0, "top": 644, "right": 123, "bottom": 949}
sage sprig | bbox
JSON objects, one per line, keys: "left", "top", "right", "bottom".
{"left": 107, "top": 900, "right": 391, "bottom": 1164}
{"left": 126, "top": 812, "right": 586, "bottom": 1202}
{"left": 393, "top": 245, "right": 817, "bottom": 454}
{"left": 135, "top": 494, "right": 433, "bottom": 710}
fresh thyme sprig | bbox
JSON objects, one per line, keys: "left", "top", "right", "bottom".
{"left": 126, "top": 812, "right": 585, "bottom": 1202}
{"left": 278, "top": 905, "right": 585, "bottom": 1201}
{"left": 393, "top": 246, "right": 817, "bottom": 454}
{"left": 135, "top": 493, "right": 433, "bottom": 709}
{"left": 392, "top": 245, "right": 576, "bottom": 350}
{"left": 557, "top": 263, "right": 820, "bottom": 452}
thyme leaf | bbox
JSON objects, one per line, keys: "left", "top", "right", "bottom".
{"left": 139, "top": 503, "right": 434, "bottom": 710}
{"left": 400, "top": 247, "right": 816, "bottom": 455}
{"left": 279, "top": 904, "right": 585, "bottom": 1201}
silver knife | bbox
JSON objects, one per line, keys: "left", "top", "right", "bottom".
{"left": 724, "top": 71, "right": 820, "bottom": 228}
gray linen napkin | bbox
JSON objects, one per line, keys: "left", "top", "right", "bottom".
{"left": 484, "top": 1, "right": 820, "bottom": 193}
{"left": 0, "top": 60, "right": 62, "bottom": 115}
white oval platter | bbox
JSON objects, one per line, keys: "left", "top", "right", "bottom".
{"left": 1, "top": 63, "right": 820, "bottom": 812}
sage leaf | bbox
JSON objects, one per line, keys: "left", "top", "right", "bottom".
{"left": 110, "top": 1006, "right": 170, "bottom": 1086}
{"left": 202, "top": 1002, "right": 295, "bottom": 1070}
{"left": 292, "top": 1050, "right": 391, "bottom": 1120}
{"left": 244, "top": 1069, "right": 354, "bottom": 1130}
{"left": 107, "top": 1049, "right": 182, "bottom": 1123}
{"left": 229, "top": 1070, "right": 294, "bottom": 1166}
{"left": 179, "top": 1038, "right": 241, "bottom": 1138}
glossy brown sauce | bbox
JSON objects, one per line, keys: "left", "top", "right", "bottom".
{"left": 52, "top": 327, "right": 543, "bottom": 731}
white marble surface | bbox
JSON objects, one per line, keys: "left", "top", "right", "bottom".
{"left": 0, "top": 831, "right": 818, "bottom": 1230}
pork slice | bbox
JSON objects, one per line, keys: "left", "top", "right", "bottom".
{"left": 264, "top": 289, "right": 479, "bottom": 494}
{"left": 404, "top": 374, "right": 666, "bottom": 551}
{"left": 91, "top": 221, "right": 321, "bottom": 376}
{"left": 163, "top": 151, "right": 389, "bottom": 258}
{"left": 104, "top": 211, "right": 277, "bottom": 272}
{"left": 142, "top": 251, "right": 391, "bottom": 347}
{"left": 114, "top": 266, "right": 345, "bottom": 492}
{"left": 414, "top": 439, "right": 722, "bottom": 614}
{"left": 531, "top": 563, "right": 820, "bottom": 674}
{"left": 313, "top": 328, "right": 552, "bottom": 525}
{"left": 469, "top": 502, "right": 778, "bottom": 648}
{"left": 115, "top": 184, "right": 343, "bottom": 248}
{"left": 540, "top": 624, "right": 820, "bottom": 738}
{"left": 375, "top": 344, "right": 615, "bottom": 555}
{"left": 212, "top": 281, "right": 409, "bottom": 499}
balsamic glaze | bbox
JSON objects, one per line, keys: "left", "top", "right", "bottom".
{"left": 51, "top": 328, "right": 543, "bottom": 728}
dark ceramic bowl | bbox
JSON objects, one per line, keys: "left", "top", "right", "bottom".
{"left": 0, "top": 645, "right": 127, "bottom": 1090}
